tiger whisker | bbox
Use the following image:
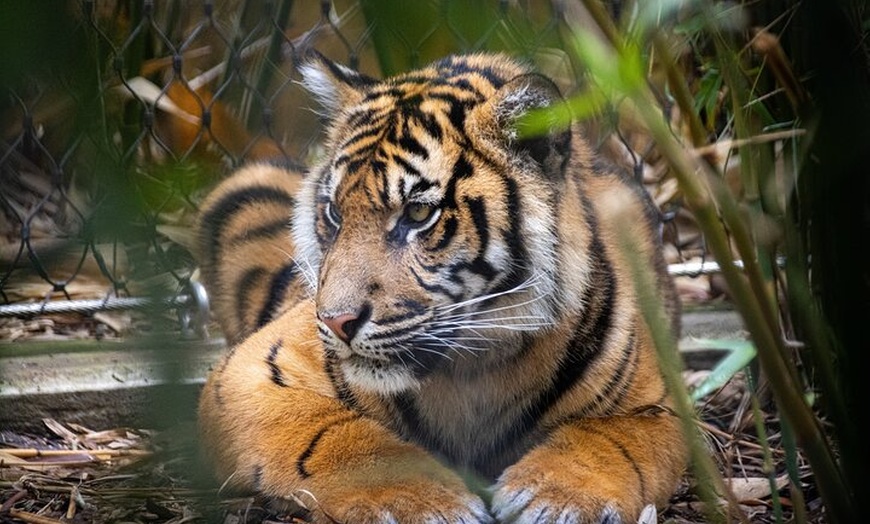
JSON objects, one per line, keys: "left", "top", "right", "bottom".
{"left": 429, "top": 315, "right": 552, "bottom": 331}
{"left": 432, "top": 273, "right": 547, "bottom": 315}
{"left": 433, "top": 321, "right": 551, "bottom": 331}
{"left": 414, "top": 334, "right": 486, "bottom": 361}
{"left": 394, "top": 340, "right": 455, "bottom": 365}
{"left": 413, "top": 333, "right": 484, "bottom": 357}
{"left": 432, "top": 313, "right": 551, "bottom": 325}
{"left": 272, "top": 244, "right": 318, "bottom": 292}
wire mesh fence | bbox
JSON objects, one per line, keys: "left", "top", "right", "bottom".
{"left": 0, "top": 0, "right": 714, "bottom": 339}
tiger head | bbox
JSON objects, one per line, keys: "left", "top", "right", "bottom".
{"left": 293, "top": 53, "right": 574, "bottom": 394}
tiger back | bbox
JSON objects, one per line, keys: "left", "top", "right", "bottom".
{"left": 196, "top": 52, "right": 686, "bottom": 524}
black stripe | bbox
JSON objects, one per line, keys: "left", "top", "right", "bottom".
{"left": 374, "top": 159, "right": 392, "bottom": 205}
{"left": 370, "top": 158, "right": 388, "bottom": 206}
{"left": 450, "top": 77, "right": 486, "bottom": 98}
{"left": 409, "top": 178, "right": 435, "bottom": 196}
{"left": 256, "top": 262, "right": 298, "bottom": 327}
{"left": 296, "top": 414, "right": 362, "bottom": 479}
{"left": 418, "top": 110, "right": 443, "bottom": 140}
{"left": 455, "top": 196, "right": 497, "bottom": 280}
{"left": 591, "top": 332, "right": 639, "bottom": 415}
{"left": 237, "top": 267, "right": 268, "bottom": 328}
{"left": 410, "top": 266, "right": 462, "bottom": 302}
{"left": 200, "top": 185, "right": 295, "bottom": 270}
{"left": 227, "top": 217, "right": 290, "bottom": 246}
{"left": 429, "top": 214, "right": 458, "bottom": 251}
{"left": 581, "top": 425, "right": 647, "bottom": 501}
{"left": 367, "top": 321, "right": 422, "bottom": 342}
{"left": 321, "top": 55, "right": 376, "bottom": 89}
{"left": 323, "top": 347, "right": 359, "bottom": 410}
{"left": 441, "top": 154, "right": 474, "bottom": 212}
{"left": 266, "top": 339, "right": 288, "bottom": 387}
{"left": 364, "top": 179, "right": 384, "bottom": 210}
{"left": 346, "top": 108, "right": 379, "bottom": 128}
{"left": 415, "top": 254, "right": 446, "bottom": 274}
{"left": 449, "top": 62, "right": 507, "bottom": 89}
{"left": 395, "top": 392, "right": 438, "bottom": 448}
{"left": 476, "top": 236, "right": 616, "bottom": 466}
{"left": 425, "top": 91, "right": 475, "bottom": 132}
{"left": 396, "top": 74, "right": 434, "bottom": 85}
{"left": 427, "top": 91, "right": 469, "bottom": 104}
{"left": 341, "top": 125, "right": 384, "bottom": 150}
{"left": 447, "top": 100, "right": 470, "bottom": 132}
{"left": 487, "top": 175, "right": 529, "bottom": 296}
{"left": 398, "top": 132, "right": 429, "bottom": 159}
{"left": 374, "top": 306, "right": 426, "bottom": 326}
{"left": 363, "top": 86, "right": 404, "bottom": 101}
{"left": 433, "top": 56, "right": 508, "bottom": 88}
{"left": 393, "top": 155, "right": 420, "bottom": 177}
{"left": 346, "top": 157, "right": 368, "bottom": 175}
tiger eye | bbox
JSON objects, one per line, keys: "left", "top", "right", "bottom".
{"left": 405, "top": 203, "right": 434, "bottom": 224}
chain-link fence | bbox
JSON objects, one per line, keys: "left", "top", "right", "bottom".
{"left": 0, "top": 0, "right": 716, "bottom": 340}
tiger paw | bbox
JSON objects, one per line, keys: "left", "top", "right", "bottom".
{"left": 490, "top": 462, "right": 646, "bottom": 524}
{"left": 297, "top": 473, "right": 493, "bottom": 524}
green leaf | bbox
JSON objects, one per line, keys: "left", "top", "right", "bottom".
{"left": 694, "top": 67, "right": 723, "bottom": 130}
{"left": 517, "top": 89, "right": 607, "bottom": 138}
{"left": 571, "top": 32, "right": 645, "bottom": 94}
{"left": 688, "top": 338, "right": 757, "bottom": 401}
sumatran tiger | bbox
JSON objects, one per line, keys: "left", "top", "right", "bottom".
{"left": 195, "top": 52, "right": 686, "bottom": 524}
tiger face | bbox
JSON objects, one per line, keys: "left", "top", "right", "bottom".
{"left": 292, "top": 54, "right": 572, "bottom": 394}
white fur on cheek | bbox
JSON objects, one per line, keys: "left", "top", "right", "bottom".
{"left": 291, "top": 172, "right": 324, "bottom": 293}
{"left": 341, "top": 361, "right": 420, "bottom": 395}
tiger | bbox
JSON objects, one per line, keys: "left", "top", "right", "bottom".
{"left": 195, "top": 52, "right": 687, "bottom": 524}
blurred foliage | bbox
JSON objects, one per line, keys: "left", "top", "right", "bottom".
{"left": 522, "top": 0, "right": 867, "bottom": 522}
{"left": 1, "top": 1, "right": 868, "bottom": 522}
{"left": 359, "top": 0, "right": 566, "bottom": 74}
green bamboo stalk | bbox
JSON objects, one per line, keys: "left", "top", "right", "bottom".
{"left": 654, "top": 27, "right": 784, "bottom": 355}
{"left": 614, "top": 227, "right": 733, "bottom": 524}
{"left": 651, "top": 33, "right": 708, "bottom": 148}
{"left": 707, "top": 27, "right": 782, "bottom": 336}
{"left": 632, "top": 17, "right": 852, "bottom": 522}
{"left": 747, "top": 368, "right": 786, "bottom": 523}
{"left": 651, "top": 34, "right": 784, "bottom": 354}
{"left": 781, "top": 418, "right": 808, "bottom": 524}
{"left": 574, "top": 3, "right": 849, "bottom": 518}
{"left": 628, "top": 85, "right": 851, "bottom": 523}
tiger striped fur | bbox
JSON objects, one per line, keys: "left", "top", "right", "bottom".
{"left": 196, "top": 52, "right": 686, "bottom": 524}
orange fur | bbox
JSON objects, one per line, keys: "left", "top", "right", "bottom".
{"left": 196, "top": 53, "right": 686, "bottom": 523}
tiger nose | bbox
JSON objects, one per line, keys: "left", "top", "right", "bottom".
{"left": 321, "top": 304, "right": 371, "bottom": 343}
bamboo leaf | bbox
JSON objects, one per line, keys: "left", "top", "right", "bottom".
{"left": 688, "top": 338, "right": 757, "bottom": 401}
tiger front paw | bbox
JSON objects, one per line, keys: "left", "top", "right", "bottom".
{"left": 300, "top": 479, "right": 492, "bottom": 524}
{"left": 490, "top": 462, "right": 645, "bottom": 524}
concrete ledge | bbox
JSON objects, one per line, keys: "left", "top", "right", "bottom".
{"left": 0, "top": 308, "right": 745, "bottom": 433}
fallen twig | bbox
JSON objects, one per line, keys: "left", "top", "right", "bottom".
{"left": 1, "top": 449, "right": 151, "bottom": 459}
{"left": 7, "top": 508, "right": 66, "bottom": 524}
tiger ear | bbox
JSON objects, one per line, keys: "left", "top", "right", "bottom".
{"left": 299, "top": 51, "right": 377, "bottom": 116}
{"left": 485, "top": 73, "right": 572, "bottom": 179}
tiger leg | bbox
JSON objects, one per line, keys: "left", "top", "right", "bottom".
{"left": 199, "top": 301, "right": 491, "bottom": 524}
{"left": 491, "top": 412, "right": 685, "bottom": 523}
